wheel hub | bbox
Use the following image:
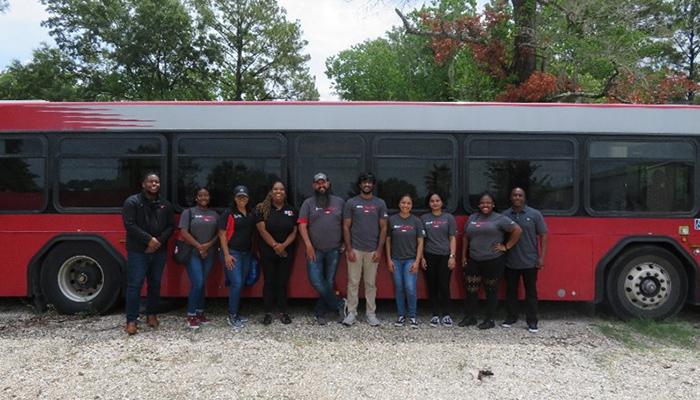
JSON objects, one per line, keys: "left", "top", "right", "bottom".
{"left": 623, "top": 262, "right": 670, "bottom": 310}
{"left": 57, "top": 255, "right": 104, "bottom": 303}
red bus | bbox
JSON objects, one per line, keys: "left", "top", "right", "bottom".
{"left": 1, "top": 101, "right": 698, "bottom": 320}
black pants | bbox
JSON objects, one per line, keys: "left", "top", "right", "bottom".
{"left": 463, "top": 255, "right": 506, "bottom": 321}
{"left": 260, "top": 250, "right": 294, "bottom": 314}
{"left": 505, "top": 267, "right": 539, "bottom": 324}
{"left": 424, "top": 252, "right": 452, "bottom": 317}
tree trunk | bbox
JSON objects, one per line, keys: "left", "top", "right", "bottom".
{"left": 511, "top": 0, "right": 537, "bottom": 83}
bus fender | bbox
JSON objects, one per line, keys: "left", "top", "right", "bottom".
{"left": 27, "top": 234, "right": 126, "bottom": 304}
{"left": 594, "top": 236, "right": 700, "bottom": 305}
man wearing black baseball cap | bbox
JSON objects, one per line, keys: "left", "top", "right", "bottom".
{"left": 298, "top": 173, "right": 347, "bottom": 325}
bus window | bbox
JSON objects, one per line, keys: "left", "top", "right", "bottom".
{"left": 466, "top": 138, "right": 576, "bottom": 213}
{"left": 294, "top": 134, "right": 364, "bottom": 205}
{"left": 373, "top": 135, "right": 457, "bottom": 211}
{"left": 588, "top": 140, "right": 695, "bottom": 214}
{"left": 0, "top": 136, "right": 46, "bottom": 211}
{"left": 57, "top": 136, "right": 164, "bottom": 209}
{"left": 175, "top": 135, "right": 284, "bottom": 208}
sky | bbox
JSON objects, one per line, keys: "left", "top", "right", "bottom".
{"left": 0, "top": 0, "right": 470, "bottom": 100}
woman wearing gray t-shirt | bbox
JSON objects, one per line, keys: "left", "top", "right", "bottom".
{"left": 459, "top": 192, "right": 521, "bottom": 330}
{"left": 179, "top": 187, "right": 220, "bottom": 330}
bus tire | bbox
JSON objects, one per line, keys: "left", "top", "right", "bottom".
{"left": 605, "top": 246, "right": 687, "bottom": 320}
{"left": 40, "top": 242, "right": 121, "bottom": 314}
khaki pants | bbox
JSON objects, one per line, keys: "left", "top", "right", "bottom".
{"left": 346, "top": 249, "right": 378, "bottom": 315}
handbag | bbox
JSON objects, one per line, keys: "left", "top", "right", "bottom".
{"left": 173, "top": 208, "right": 194, "bottom": 265}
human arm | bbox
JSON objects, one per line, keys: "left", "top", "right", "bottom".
{"left": 494, "top": 225, "right": 522, "bottom": 253}
{"left": 372, "top": 217, "right": 388, "bottom": 263}
{"left": 385, "top": 236, "right": 394, "bottom": 273}
{"left": 298, "top": 223, "right": 316, "bottom": 262}
{"left": 122, "top": 196, "right": 156, "bottom": 249}
{"left": 411, "top": 237, "right": 423, "bottom": 274}
{"left": 537, "top": 233, "right": 548, "bottom": 269}
{"left": 218, "top": 229, "right": 235, "bottom": 270}
{"left": 448, "top": 235, "right": 457, "bottom": 270}
{"left": 343, "top": 217, "right": 356, "bottom": 262}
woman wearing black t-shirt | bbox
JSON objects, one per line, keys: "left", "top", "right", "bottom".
{"left": 218, "top": 185, "right": 256, "bottom": 329}
{"left": 255, "top": 181, "right": 298, "bottom": 325}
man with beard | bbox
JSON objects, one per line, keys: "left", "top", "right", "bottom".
{"left": 122, "top": 172, "right": 174, "bottom": 335}
{"left": 298, "top": 173, "right": 347, "bottom": 325}
{"left": 342, "top": 172, "right": 388, "bottom": 326}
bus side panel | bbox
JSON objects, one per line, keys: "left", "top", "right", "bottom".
{"left": 537, "top": 233, "right": 595, "bottom": 301}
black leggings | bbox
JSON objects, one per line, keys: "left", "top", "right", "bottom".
{"left": 463, "top": 255, "right": 506, "bottom": 321}
{"left": 260, "top": 250, "right": 294, "bottom": 314}
{"left": 424, "top": 252, "right": 452, "bottom": 317}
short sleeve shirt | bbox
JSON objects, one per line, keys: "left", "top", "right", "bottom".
{"left": 297, "top": 195, "right": 345, "bottom": 251}
{"left": 420, "top": 212, "right": 456, "bottom": 256}
{"left": 179, "top": 207, "right": 219, "bottom": 244}
{"left": 502, "top": 206, "right": 548, "bottom": 269}
{"left": 343, "top": 196, "right": 389, "bottom": 252}
{"left": 255, "top": 205, "right": 297, "bottom": 253}
{"left": 218, "top": 208, "right": 256, "bottom": 252}
{"left": 388, "top": 214, "right": 425, "bottom": 260}
{"left": 464, "top": 212, "right": 517, "bottom": 261}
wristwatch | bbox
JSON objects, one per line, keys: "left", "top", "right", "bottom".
{"left": 449, "top": 254, "right": 455, "bottom": 258}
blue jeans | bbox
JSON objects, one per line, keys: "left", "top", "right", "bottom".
{"left": 223, "top": 250, "right": 252, "bottom": 317}
{"left": 307, "top": 248, "right": 341, "bottom": 318}
{"left": 392, "top": 258, "right": 418, "bottom": 319}
{"left": 125, "top": 250, "right": 167, "bottom": 323}
{"left": 185, "top": 250, "right": 215, "bottom": 315}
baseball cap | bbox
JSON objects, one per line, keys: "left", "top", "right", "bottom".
{"left": 233, "top": 185, "right": 249, "bottom": 197}
{"left": 313, "top": 172, "right": 328, "bottom": 182}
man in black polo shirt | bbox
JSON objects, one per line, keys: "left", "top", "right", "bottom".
{"left": 501, "top": 187, "right": 548, "bottom": 333}
{"left": 122, "top": 172, "right": 174, "bottom": 335}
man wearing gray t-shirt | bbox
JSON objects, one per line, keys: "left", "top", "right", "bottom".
{"left": 341, "top": 173, "right": 388, "bottom": 326}
{"left": 297, "top": 173, "right": 346, "bottom": 325}
{"left": 501, "top": 187, "right": 548, "bottom": 333}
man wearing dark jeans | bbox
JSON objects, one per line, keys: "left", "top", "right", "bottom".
{"left": 297, "top": 173, "right": 346, "bottom": 325}
{"left": 122, "top": 172, "right": 174, "bottom": 335}
{"left": 502, "top": 187, "right": 548, "bottom": 333}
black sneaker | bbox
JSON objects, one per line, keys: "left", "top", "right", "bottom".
{"left": 315, "top": 315, "right": 328, "bottom": 326}
{"left": 458, "top": 316, "right": 477, "bottom": 327}
{"left": 409, "top": 318, "right": 418, "bottom": 329}
{"left": 477, "top": 320, "right": 496, "bottom": 330}
{"left": 501, "top": 318, "right": 517, "bottom": 328}
{"left": 527, "top": 322, "right": 539, "bottom": 333}
{"left": 394, "top": 316, "right": 406, "bottom": 327}
{"left": 262, "top": 313, "right": 273, "bottom": 326}
{"left": 280, "top": 313, "right": 292, "bottom": 324}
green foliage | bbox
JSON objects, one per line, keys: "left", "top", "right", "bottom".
{"left": 596, "top": 318, "right": 699, "bottom": 349}
{"left": 193, "top": 0, "right": 318, "bottom": 100}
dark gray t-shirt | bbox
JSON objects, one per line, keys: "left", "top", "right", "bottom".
{"left": 179, "top": 207, "right": 219, "bottom": 244}
{"left": 298, "top": 195, "right": 345, "bottom": 251}
{"left": 421, "top": 212, "right": 456, "bottom": 256}
{"left": 464, "top": 212, "right": 517, "bottom": 261}
{"left": 343, "top": 196, "right": 388, "bottom": 252}
{"left": 503, "top": 206, "right": 547, "bottom": 269}
{"left": 388, "top": 214, "right": 425, "bottom": 260}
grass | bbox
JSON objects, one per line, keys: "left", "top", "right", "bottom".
{"left": 595, "top": 318, "right": 699, "bottom": 349}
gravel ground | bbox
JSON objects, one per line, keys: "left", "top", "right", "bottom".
{"left": 1, "top": 299, "right": 699, "bottom": 400}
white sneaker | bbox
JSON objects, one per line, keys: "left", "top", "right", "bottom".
{"left": 394, "top": 316, "right": 405, "bottom": 327}
{"left": 409, "top": 318, "right": 418, "bottom": 329}
{"left": 429, "top": 316, "right": 440, "bottom": 327}
{"left": 342, "top": 313, "right": 356, "bottom": 326}
{"left": 366, "top": 313, "right": 381, "bottom": 326}
{"left": 441, "top": 315, "right": 453, "bottom": 327}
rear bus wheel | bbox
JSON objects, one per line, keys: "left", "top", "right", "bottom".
{"left": 40, "top": 242, "right": 121, "bottom": 314}
{"left": 605, "top": 246, "right": 687, "bottom": 320}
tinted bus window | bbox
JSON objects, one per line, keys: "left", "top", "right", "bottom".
{"left": 467, "top": 138, "right": 576, "bottom": 212}
{"left": 57, "top": 136, "right": 164, "bottom": 209}
{"left": 294, "top": 134, "right": 364, "bottom": 205}
{"left": 0, "top": 137, "right": 46, "bottom": 211}
{"left": 373, "top": 135, "right": 457, "bottom": 211}
{"left": 176, "top": 135, "right": 284, "bottom": 208}
{"left": 588, "top": 140, "right": 695, "bottom": 213}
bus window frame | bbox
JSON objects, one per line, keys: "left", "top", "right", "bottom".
{"left": 464, "top": 135, "right": 579, "bottom": 216}
{"left": 291, "top": 132, "right": 366, "bottom": 207}
{"left": 371, "top": 133, "right": 458, "bottom": 213}
{"left": 53, "top": 133, "right": 167, "bottom": 214}
{"left": 172, "top": 132, "right": 287, "bottom": 211}
{"left": 0, "top": 133, "right": 49, "bottom": 214}
{"left": 584, "top": 136, "right": 698, "bottom": 217}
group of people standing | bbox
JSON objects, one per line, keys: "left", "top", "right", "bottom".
{"left": 121, "top": 172, "right": 547, "bottom": 335}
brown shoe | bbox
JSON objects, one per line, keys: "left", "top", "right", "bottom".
{"left": 146, "top": 315, "right": 159, "bottom": 328}
{"left": 125, "top": 322, "right": 137, "bottom": 335}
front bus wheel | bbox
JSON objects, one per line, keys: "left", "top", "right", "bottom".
{"left": 40, "top": 242, "right": 122, "bottom": 314}
{"left": 606, "top": 246, "right": 687, "bottom": 321}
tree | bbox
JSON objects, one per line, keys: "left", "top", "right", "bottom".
{"left": 40, "top": 0, "right": 218, "bottom": 100}
{"left": 0, "top": 44, "right": 81, "bottom": 101}
{"left": 192, "top": 0, "right": 319, "bottom": 100}
{"left": 668, "top": 0, "right": 700, "bottom": 102}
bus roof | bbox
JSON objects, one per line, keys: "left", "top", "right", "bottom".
{"left": 0, "top": 101, "right": 698, "bottom": 135}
